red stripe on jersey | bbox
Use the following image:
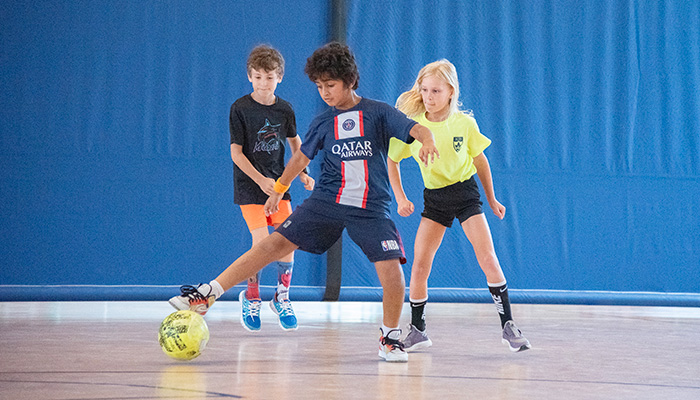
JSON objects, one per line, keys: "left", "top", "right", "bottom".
{"left": 358, "top": 110, "right": 364, "bottom": 136}
{"left": 361, "top": 159, "right": 369, "bottom": 208}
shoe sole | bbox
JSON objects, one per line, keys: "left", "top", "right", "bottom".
{"left": 502, "top": 338, "right": 531, "bottom": 352}
{"left": 269, "top": 300, "right": 298, "bottom": 331}
{"left": 404, "top": 338, "right": 433, "bottom": 352}
{"left": 378, "top": 350, "right": 408, "bottom": 362}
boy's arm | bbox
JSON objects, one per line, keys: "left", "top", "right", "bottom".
{"left": 473, "top": 153, "right": 505, "bottom": 219}
{"left": 387, "top": 158, "right": 414, "bottom": 217}
{"left": 264, "top": 150, "right": 312, "bottom": 216}
{"left": 408, "top": 124, "right": 439, "bottom": 166}
{"left": 287, "top": 136, "right": 314, "bottom": 191}
{"left": 230, "top": 143, "right": 275, "bottom": 195}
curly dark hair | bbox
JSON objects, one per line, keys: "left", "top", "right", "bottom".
{"left": 247, "top": 44, "right": 285, "bottom": 76}
{"left": 304, "top": 42, "right": 359, "bottom": 90}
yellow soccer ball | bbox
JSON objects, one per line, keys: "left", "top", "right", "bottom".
{"left": 158, "top": 310, "right": 210, "bottom": 361}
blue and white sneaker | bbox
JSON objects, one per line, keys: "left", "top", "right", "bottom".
{"left": 239, "top": 290, "right": 261, "bottom": 332}
{"left": 269, "top": 296, "right": 298, "bottom": 331}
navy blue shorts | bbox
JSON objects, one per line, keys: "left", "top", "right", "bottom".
{"left": 421, "top": 177, "right": 483, "bottom": 228}
{"left": 275, "top": 197, "right": 407, "bottom": 264}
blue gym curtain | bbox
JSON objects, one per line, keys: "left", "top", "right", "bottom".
{"left": 0, "top": 1, "right": 327, "bottom": 291}
{"left": 343, "top": 0, "right": 700, "bottom": 295}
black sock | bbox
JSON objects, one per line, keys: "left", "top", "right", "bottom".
{"left": 488, "top": 283, "right": 513, "bottom": 329}
{"left": 410, "top": 299, "right": 427, "bottom": 331}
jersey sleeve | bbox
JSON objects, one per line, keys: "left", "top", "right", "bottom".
{"left": 299, "top": 117, "right": 324, "bottom": 160}
{"left": 381, "top": 103, "right": 417, "bottom": 143}
{"left": 229, "top": 103, "right": 245, "bottom": 145}
{"left": 388, "top": 137, "right": 413, "bottom": 162}
{"left": 466, "top": 117, "right": 492, "bottom": 158}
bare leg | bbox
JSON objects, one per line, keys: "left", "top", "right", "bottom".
{"left": 409, "top": 218, "right": 447, "bottom": 300}
{"left": 215, "top": 232, "right": 298, "bottom": 291}
{"left": 460, "top": 214, "right": 505, "bottom": 283}
{"left": 374, "top": 259, "right": 406, "bottom": 328}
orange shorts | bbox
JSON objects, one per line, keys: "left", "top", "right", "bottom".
{"left": 239, "top": 200, "right": 292, "bottom": 231}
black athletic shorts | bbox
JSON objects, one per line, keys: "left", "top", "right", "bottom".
{"left": 421, "top": 176, "right": 483, "bottom": 228}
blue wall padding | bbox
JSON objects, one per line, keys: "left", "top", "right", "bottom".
{"left": 1, "top": 285, "right": 698, "bottom": 307}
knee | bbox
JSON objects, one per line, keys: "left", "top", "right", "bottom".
{"left": 410, "top": 261, "right": 432, "bottom": 277}
{"left": 477, "top": 252, "right": 500, "bottom": 272}
{"left": 382, "top": 273, "right": 406, "bottom": 293}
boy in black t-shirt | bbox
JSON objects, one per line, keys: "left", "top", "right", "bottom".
{"left": 227, "top": 45, "right": 314, "bottom": 332}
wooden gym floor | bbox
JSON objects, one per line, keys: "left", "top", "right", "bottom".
{"left": 1, "top": 300, "right": 699, "bottom": 399}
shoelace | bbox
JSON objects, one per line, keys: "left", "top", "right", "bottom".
{"left": 277, "top": 300, "right": 294, "bottom": 316}
{"left": 247, "top": 299, "right": 261, "bottom": 317}
{"left": 382, "top": 337, "right": 405, "bottom": 351}
{"left": 180, "top": 285, "right": 207, "bottom": 304}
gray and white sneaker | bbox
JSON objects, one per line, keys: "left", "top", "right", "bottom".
{"left": 502, "top": 320, "right": 531, "bottom": 352}
{"left": 168, "top": 284, "right": 216, "bottom": 316}
{"left": 378, "top": 329, "right": 408, "bottom": 362}
{"left": 402, "top": 324, "right": 433, "bottom": 352}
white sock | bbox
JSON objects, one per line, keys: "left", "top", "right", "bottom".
{"left": 208, "top": 280, "right": 225, "bottom": 299}
{"left": 381, "top": 325, "right": 401, "bottom": 340}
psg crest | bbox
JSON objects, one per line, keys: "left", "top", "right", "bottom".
{"left": 342, "top": 119, "right": 356, "bottom": 131}
{"left": 453, "top": 137, "right": 463, "bottom": 152}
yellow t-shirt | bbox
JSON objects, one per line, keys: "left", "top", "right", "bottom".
{"left": 388, "top": 112, "right": 491, "bottom": 189}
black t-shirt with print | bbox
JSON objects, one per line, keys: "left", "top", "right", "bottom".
{"left": 229, "top": 94, "right": 297, "bottom": 204}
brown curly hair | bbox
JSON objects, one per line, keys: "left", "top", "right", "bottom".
{"left": 247, "top": 45, "right": 285, "bottom": 76}
{"left": 304, "top": 42, "right": 359, "bottom": 90}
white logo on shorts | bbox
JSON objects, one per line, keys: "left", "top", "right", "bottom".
{"left": 282, "top": 220, "right": 292, "bottom": 228}
{"left": 381, "top": 240, "right": 399, "bottom": 251}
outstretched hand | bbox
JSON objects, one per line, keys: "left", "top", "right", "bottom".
{"left": 418, "top": 141, "right": 439, "bottom": 166}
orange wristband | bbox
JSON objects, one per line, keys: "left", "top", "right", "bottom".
{"left": 273, "top": 178, "right": 290, "bottom": 194}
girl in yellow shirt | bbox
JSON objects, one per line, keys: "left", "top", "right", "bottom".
{"left": 388, "top": 59, "right": 530, "bottom": 352}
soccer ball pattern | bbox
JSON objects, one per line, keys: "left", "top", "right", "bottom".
{"left": 158, "top": 310, "right": 210, "bottom": 361}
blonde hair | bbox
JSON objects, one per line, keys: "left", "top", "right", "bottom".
{"left": 396, "top": 59, "right": 466, "bottom": 118}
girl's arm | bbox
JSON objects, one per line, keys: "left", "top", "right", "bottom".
{"left": 231, "top": 143, "right": 275, "bottom": 196}
{"left": 287, "top": 136, "right": 315, "bottom": 191}
{"left": 473, "top": 153, "right": 506, "bottom": 219}
{"left": 387, "top": 158, "right": 415, "bottom": 217}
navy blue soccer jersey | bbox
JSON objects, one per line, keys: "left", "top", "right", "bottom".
{"left": 300, "top": 98, "right": 417, "bottom": 216}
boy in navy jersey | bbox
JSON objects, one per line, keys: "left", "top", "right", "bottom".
{"left": 169, "top": 42, "right": 439, "bottom": 362}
